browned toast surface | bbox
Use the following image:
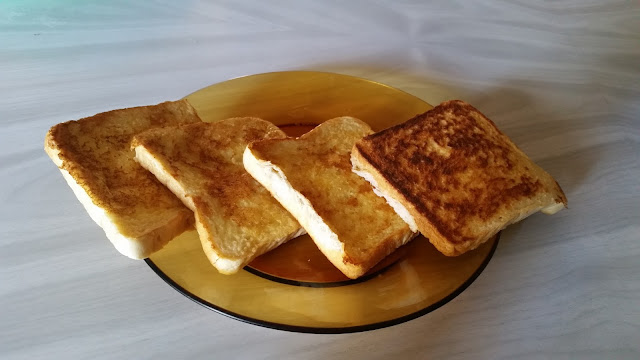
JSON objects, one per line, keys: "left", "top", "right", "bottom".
{"left": 132, "top": 118, "right": 303, "bottom": 272}
{"left": 247, "top": 117, "right": 414, "bottom": 277}
{"left": 45, "top": 100, "right": 199, "bottom": 238}
{"left": 354, "top": 100, "right": 567, "bottom": 255}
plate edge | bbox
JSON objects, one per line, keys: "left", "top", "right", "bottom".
{"left": 144, "top": 233, "right": 500, "bottom": 334}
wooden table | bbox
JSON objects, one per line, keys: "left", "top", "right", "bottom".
{"left": 2, "top": 1, "right": 638, "bottom": 358}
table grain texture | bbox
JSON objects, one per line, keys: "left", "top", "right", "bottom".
{"left": 1, "top": 1, "right": 638, "bottom": 359}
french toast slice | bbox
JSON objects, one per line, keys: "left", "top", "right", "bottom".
{"left": 243, "top": 117, "right": 416, "bottom": 279}
{"left": 352, "top": 100, "right": 567, "bottom": 256}
{"left": 44, "top": 100, "right": 199, "bottom": 259}
{"left": 132, "top": 118, "right": 304, "bottom": 274}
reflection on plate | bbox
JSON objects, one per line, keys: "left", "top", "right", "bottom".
{"left": 145, "top": 71, "right": 499, "bottom": 333}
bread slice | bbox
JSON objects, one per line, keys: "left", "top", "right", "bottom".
{"left": 243, "top": 117, "right": 416, "bottom": 279}
{"left": 352, "top": 100, "right": 568, "bottom": 256}
{"left": 44, "top": 100, "right": 200, "bottom": 259}
{"left": 132, "top": 118, "right": 305, "bottom": 274}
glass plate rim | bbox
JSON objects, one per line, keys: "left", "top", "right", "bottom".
{"left": 182, "top": 69, "right": 426, "bottom": 105}
{"left": 145, "top": 233, "right": 499, "bottom": 334}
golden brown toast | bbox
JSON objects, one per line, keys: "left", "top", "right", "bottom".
{"left": 132, "top": 119, "right": 304, "bottom": 274}
{"left": 243, "top": 117, "right": 416, "bottom": 279}
{"left": 44, "top": 100, "right": 199, "bottom": 258}
{"left": 352, "top": 100, "right": 567, "bottom": 256}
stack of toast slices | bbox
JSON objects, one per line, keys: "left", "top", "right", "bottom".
{"left": 45, "top": 98, "right": 567, "bottom": 279}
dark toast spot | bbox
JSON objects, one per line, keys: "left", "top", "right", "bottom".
{"left": 356, "top": 100, "right": 558, "bottom": 245}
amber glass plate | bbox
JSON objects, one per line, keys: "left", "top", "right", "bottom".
{"left": 145, "top": 71, "right": 499, "bottom": 333}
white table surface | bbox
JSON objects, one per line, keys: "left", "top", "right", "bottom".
{"left": 2, "top": 1, "right": 639, "bottom": 359}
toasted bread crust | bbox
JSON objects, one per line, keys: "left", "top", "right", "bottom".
{"left": 44, "top": 100, "right": 199, "bottom": 257}
{"left": 354, "top": 100, "right": 567, "bottom": 256}
{"left": 132, "top": 119, "right": 304, "bottom": 273}
{"left": 246, "top": 117, "right": 415, "bottom": 278}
